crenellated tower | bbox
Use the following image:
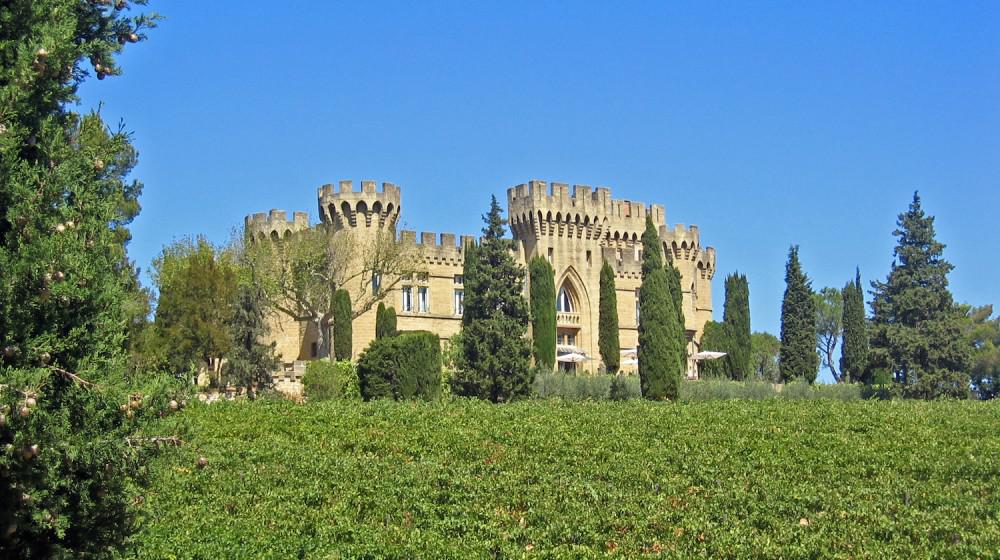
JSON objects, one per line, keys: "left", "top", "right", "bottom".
{"left": 244, "top": 209, "right": 311, "bottom": 242}
{"left": 317, "top": 180, "right": 401, "bottom": 232}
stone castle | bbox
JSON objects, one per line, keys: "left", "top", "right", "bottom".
{"left": 245, "top": 179, "right": 716, "bottom": 375}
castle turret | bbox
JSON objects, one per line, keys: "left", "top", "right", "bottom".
{"left": 244, "top": 209, "right": 310, "bottom": 242}
{"left": 317, "top": 180, "right": 401, "bottom": 232}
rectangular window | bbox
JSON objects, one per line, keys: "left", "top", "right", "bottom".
{"left": 454, "top": 274, "right": 464, "bottom": 285}
{"left": 454, "top": 289, "right": 464, "bottom": 316}
{"left": 586, "top": 250, "right": 592, "bottom": 267}
{"left": 616, "top": 248, "right": 623, "bottom": 266}
{"left": 402, "top": 286, "right": 413, "bottom": 312}
{"left": 547, "top": 247, "right": 554, "bottom": 262}
{"left": 371, "top": 272, "right": 381, "bottom": 294}
{"left": 418, "top": 286, "right": 429, "bottom": 313}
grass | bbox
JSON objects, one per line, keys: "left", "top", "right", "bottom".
{"left": 129, "top": 399, "right": 1000, "bottom": 558}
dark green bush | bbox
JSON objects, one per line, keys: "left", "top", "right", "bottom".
{"left": 301, "top": 360, "right": 359, "bottom": 402}
{"left": 357, "top": 331, "right": 441, "bottom": 401}
{"left": 532, "top": 372, "right": 641, "bottom": 401}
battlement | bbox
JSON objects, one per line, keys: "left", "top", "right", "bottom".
{"left": 661, "top": 223, "right": 704, "bottom": 261}
{"left": 399, "top": 230, "right": 474, "bottom": 266}
{"left": 317, "top": 179, "right": 401, "bottom": 230}
{"left": 507, "top": 180, "right": 665, "bottom": 242}
{"left": 244, "top": 209, "right": 310, "bottom": 240}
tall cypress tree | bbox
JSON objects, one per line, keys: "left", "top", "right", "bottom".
{"left": 598, "top": 260, "right": 620, "bottom": 373}
{"left": 638, "top": 215, "right": 681, "bottom": 399}
{"left": 839, "top": 269, "right": 869, "bottom": 384}
{"left": 452, "top": 196, "right": 532, "bottom": 402}
{"left": 870, "top": 193, "right": 970, "bottom": 398}
{"left": 779, "top": 246, "right": 819, "bottom": 383}
{"left": 375, "top": 302, "right": 397, "bottom": 339}
{"left": 723, "top": 273, "right": 752, "bottom": 380}
{"left": 666, "top": 262, "right": 688, "bottom": 374}
{"left": 528, "top": 256, "right": 556, "bottom": 370}
{"left": 332, "top": 288, "right": 352, "bottom": 360}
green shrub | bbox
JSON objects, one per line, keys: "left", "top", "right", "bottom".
{"left": 357, "top": 331, "right": 441, "bottom": 401}
{"left": 681, "top": 379, "right": 778, "bottom": 401}
{"left": 532, "top": 372, "right": 641, "bottom": 401}
{"left": 781, "top": 380, "right": 863, "bottom": 401}
{"left": 302, "top": 360, "right": 359, "bottom": 402}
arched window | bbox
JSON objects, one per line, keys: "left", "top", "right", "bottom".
{"left": 557, "top": 286, "right": 575, "bottom": 312}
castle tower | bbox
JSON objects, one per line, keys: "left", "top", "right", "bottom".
{"left": 316, "top": 180, "right": 403, "bottom": 358}
{"left": 507, "top": 180, "right": 714, "bottom": 374}
{"left": 244, "top": 209, "right": 311, "bottom": 242}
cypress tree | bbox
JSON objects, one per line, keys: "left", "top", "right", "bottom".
{"left": 779, "top": 246, "right": 819, "bottom": 383}
{"left": 638, "top": 215, "right": 681, "bottom": 399}
{"left": 666, "top": 262, "right": 688, "bottom": 374}
{"left": 723, "top": 273, "right": 752, "bottom": 380}
{"left": 870, "top": 193, "right": 970, "bottom": 398}
{"left": 598, "top": 260, "right": 621, "bottom": 373}
{"left": 375, "top": 302, "right": 397, "bottom": 339}
{"left": 839, "top": 269, "right": 869, "bottom": 384}
{"left": 332, "top": 288, "right": 352, "bottom": 360}
{"left": 452, "top": 196, "right": 532, "bottom": 402}
{"left": 528, "top": 256, "right": 556, "bottom": 370}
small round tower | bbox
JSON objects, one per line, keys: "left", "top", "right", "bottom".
{"left": 317, "top": 180, "right": 401, "bottom": 233}
{"left": 244, "top": 209, "right": 311, "bottom": 243}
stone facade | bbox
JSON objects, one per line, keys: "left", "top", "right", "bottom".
{"left": 245, "top": 179, "right": 716, "bottom": 375}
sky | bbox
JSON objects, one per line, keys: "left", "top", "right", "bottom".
{"left": 77, "top": 1, "right": 999, "bottom": 381}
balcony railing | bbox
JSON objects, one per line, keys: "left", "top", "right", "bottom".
{"left": 557, "top": 311, "right": 580, "bottom": 326}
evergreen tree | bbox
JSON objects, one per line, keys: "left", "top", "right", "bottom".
{"left": 375, "top": 302, "right": 397, "bottom": 339}
{"left": 870, "top": 193, "right": 970, "bottom": 399}
{"left": 0, "top": 1, "right": 161, "bottom": 556}
{"left": 375, "top": 303, "right": 386, "bottom": 338}
{"left": 638, "top": 215, "right": 682, "bottom": 399}
{"left": 839, "top": 269, "right": 869, "bottom": 384}
{"left": 722, "top": 273, "right": 751, "bottom": 380}
{"left": 779, "top": 246, "right": 819, "bottom": 383}
{"left": 697, "top": 321, "right": 730, "bottom": 378}
{"left": 598, "top": 260, "right": 620, "bottom": 373}
{"left": 666, "top": 262, "right": 688, "bottom": 374}
{"left": 225, "top": 267, "right": 279, "bottom": 399}
{"left": 452, "top": 196, "right": 532, "bottom": 402}
{"left": 332, "top": 288, "right": 352, "bottom": 361}
{"left": 528, "top": 256, "right": 556, "bottom": 371}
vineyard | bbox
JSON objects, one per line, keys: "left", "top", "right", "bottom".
{"left": 129, "top": 399, "right": 1000, "bottom": 558}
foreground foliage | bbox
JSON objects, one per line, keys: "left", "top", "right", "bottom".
{"left": 131, "top": 399, "right": 1000, "bottom": 558}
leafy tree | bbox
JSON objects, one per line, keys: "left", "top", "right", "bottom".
{"left": 697, "top": 321, "right": 730, "bottom": 379}
{"left": 247, "top": 225, "right": 420, "bottom": 359}
{"left": 224, "top": 264, "right": 279, "bottom": 398}
{"left": 638, "top": 215, "right": 682, "bottom": 399}
{"left": 528, "top": 256, "right": 556, "bottom": 371}
{"left": 870, "top": 193, "right": 970, "bottom": 399}
{"left": 375, "top": 302, "right": 397, "bottom": 339}
{"left": 152, "top": 237, "right": 237, "bottom": 378}
{"left": 840, "top": 269, "right": 869, "bottom": 384}
{"left": 814, "top": 287, "right": 844, "bottom": 382}
{"left": 0, "top": 1, "right": 161, "bottom": 556}
{"left": 598, "top": 260, "right": 620, "bottom": 373}
{"left": 779, "top": 246, "right": 819, "bottom": 383}
{"left": 451, "top": 196, "right": 531, "bottom": 402}
{"left": 332, "top": 288, "right": 352, "bottom": 361}
{"left": 751, "top": 331, "right": 781, "bottom": 382}
{"left": 963, "top": 305, "right": 999, "bottom": 400}
{"left": 722, "top": 273, "right": 751, "bottom": 380}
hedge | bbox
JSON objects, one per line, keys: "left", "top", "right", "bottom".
{"left": 357, "top": 331, "right": 441, "bottom": 401}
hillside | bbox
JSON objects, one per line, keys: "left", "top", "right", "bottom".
{"left": 129, "top": 400, "right": 1000, "bottom": 558}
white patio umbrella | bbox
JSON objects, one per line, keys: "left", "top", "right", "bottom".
{"left": 556, "top": 352, "right": 590, "bottom": 363}
{"left": 692, "top": 351, "right": 727, "bottom": 360}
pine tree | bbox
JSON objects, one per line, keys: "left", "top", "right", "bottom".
{"left": 722, "top": 273, "right": 751, "bottom": 380}
{"left": 225, "top": 267, "right": 280, "bottom": 399}
{"left": 870, "top": 193, "right": 970, "bottom": 398}
{"left": 638, "top": 215, "right": 681, "bottom": 399}
{"left": 779, "top": 246, "right": 819, "bottom": 383}
{"left": 528, "top": 256, "right": 556, "bottom": 371}
{"left": 0, "top": 1, "right": 161, "bottom": 555}
{"left": 598, "top": 260, "right": 620, "bottom": 373}
{"left": 332, "top": 288, "right": 352, "bottom": 361}
{"left": 452, "top": 196, "right": 532, "bottom": 402}
{"left": 840, "top": 269, "right": 869, "bottom": 384}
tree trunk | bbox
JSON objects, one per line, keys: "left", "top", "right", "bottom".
{"left": 312, "top": 316, "right": 333, "bottom": 360}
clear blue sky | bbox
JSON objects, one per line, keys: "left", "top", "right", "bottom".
{"left": 78, "top": 1, "right": 999, "bottom": 380}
